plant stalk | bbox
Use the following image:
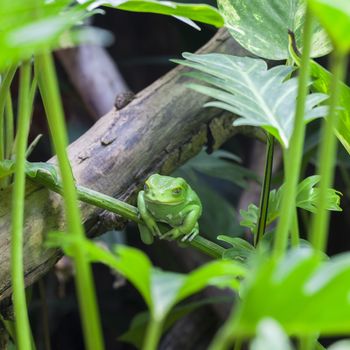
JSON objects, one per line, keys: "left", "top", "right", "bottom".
{"left": 143, "top": 318, "right": 163, "bottom": 350}
{"left": 273, "top": 7, "right": 314, "bottom": 259}
{"left": 255, "top": 134, "right": 274, "bottom": 246}
{"left": 11, "top": 61, "right": 33, "bottom": 350}
{"left": 35, "top": 52, "right": 105, "bottom": 350}
{"left": 310, "top": 51, "right": 348, "bottom": 253}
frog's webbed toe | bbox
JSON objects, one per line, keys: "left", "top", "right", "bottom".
{"left": 180, "top": 223, "right": 199, "bottom": 242}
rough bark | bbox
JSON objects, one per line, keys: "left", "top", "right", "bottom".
{"left": 0, "top": 28, "right": 254, "bottom": 302}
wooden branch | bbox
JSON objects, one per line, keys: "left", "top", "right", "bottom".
{"left": 0, "top": 29, "right": 253, "bottom": 302}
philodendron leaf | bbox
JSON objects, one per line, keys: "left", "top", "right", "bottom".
{"left": 235, "top": 248, "right": 350, "bottom": 336}
{"left": 175, "top": 53, "right": 328, "bottom": 148}
{"left": 46, "top": 233, "right": 246, "bottom": 322}
{"left": 250, "top": 319, "right": 293, "bottom": 350}
{"left": 240, "top": 175, "right": 341, "bottom": 233}
{"left": 309, "top": 0, "right": 350, "bottom": 53}
{"left": 217, "top": 0, "right": 332, "bottom": 60}
{"left": 82, "top": 0, "right": 223, "bottom": 29}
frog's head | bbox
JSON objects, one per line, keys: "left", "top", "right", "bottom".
{"left": 143, "top": 174, "right": 188, "bottom": 205}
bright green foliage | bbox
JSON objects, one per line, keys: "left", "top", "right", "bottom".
{"left": 175, "top": 53, "right": 328, "bottom": 148}
{"left": 46, "top": 233, "right": 246, "bottom": 322}
{"left": 308, "top": 0, "right": 350, "bottom": 53}
{"left": 102, "top": 0, "right": 224, "bottom": 29}
{"left": 240, "top": 175, "right": 342, "bottom": 233}
{"left": 235, "top": 248, "right": 350, "bottom": 336}
{"left": 309, "top": 60, "right": 350, "bottom": 154}
{"left": 250, "top": 319, "right": 293, "bottom": 350}
{"left": 217, "top": 0, "right": 332, "bottom": 60}
{"left": 0, "top": 0, "right": 92, "bottom": 71}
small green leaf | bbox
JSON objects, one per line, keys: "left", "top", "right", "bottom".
{"left": 175, "top": 53, "right": 328, "bottom": 148}
{"left": 309, "top": 0, "right": 350, "bottom": 53}
{"left": 0, "top": 160, "right": 15, "bottom": 178}
{"left": 218, "top": 235, "right": 254, "bottom": 261}
{"left": 101, "top": 0, "right": 224, "bottom": 28}
{"left": 240, "top": 176, "right": 342, "bottom": 233}
{"left": 217, "top": 0, "right": 332, "bottom": 60}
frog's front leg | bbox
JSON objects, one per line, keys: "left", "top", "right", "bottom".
{"left": 137, "top": 191, "right": 161, "bottom": 244}
{"left": 161, "top": 205, "right": 201, "bottom": 242}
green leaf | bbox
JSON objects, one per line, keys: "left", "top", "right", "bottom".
{"left": 308, "top": 60, "right": 350, "bottom": 154}
{"left": 181, "top": 150, "right": 257, "bottom": 189}
{"left": 46, "top": 233, "right": 246, "bottom": 322}
{"left": 240, "top": 176, "right": 342, "bottom": 233}
{"left": 0, "top": 160, "right": 15, "bottom": 178}
{"left": 217, "top": 235, "right": 254, "bottom": 261}
{"left": 217, "top": 0, "right": 332, "bottom": 60}
{"left": 175, "top": 53, "right": 328, "bottom": 148}
{"left": 309, "top": 0, "right": 350, "bottom": 53}
{"left": 0, "top": 0, "right": 94, "bottom": 70}
{"left": 296, "top": 175, "right": 342, "bottom": 212}
{"left": 250, "top": 319, "right": 293, "bottom": 350}
{"left": 235, "top": 248, "right": 350, "bottom": 336}
{"left": 99, "top": 0, "right": 224, "bottom": 28}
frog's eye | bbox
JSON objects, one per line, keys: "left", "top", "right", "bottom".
{"left": 144, "top": 184, "right": 149, "bottom": 192}
{"left": 172, "top": 187, "right": 182, "bottom": 196}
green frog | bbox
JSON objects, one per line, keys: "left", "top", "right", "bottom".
{"left": 137, "top": 174, "right": 202, "bottom": 244}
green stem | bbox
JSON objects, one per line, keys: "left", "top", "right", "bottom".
{"left": 310, "top": 51, "right": 348, "bottom": 253}
{"left": 291, "top": 210, "right": 300, "bottom": 247}
{"left": 142, "top": 318, "right": 163, "bottom": 350}
{"left": 5, "top": 92, "right": 14, "bottom": 159}
{"left": 273, "top": 7, "right": 313, "bottom": 259}
{"left": 0, "top": 65, "right": 17, "bottom": 161}
{"left": 11, "top": 61, "right": 33, "bottom": 350}
{"left": 35, "top": 52, "right": 104, "bottom": 350}
{"left": 255, "top": 134, "right": 274, "bottom": 246}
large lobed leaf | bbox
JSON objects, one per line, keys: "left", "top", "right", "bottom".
{"left": 217, "top": 0, "right": 332, "bottom": 60}
{"left": 175, "top": 53, "right": 328, "bottom": 148}
{"left": 235, "top": 248, "right": 350, "bottom": 336}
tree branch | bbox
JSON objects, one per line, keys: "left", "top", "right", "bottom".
{"left": 0, "top": 29, "right": 254, "bottom": 302}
